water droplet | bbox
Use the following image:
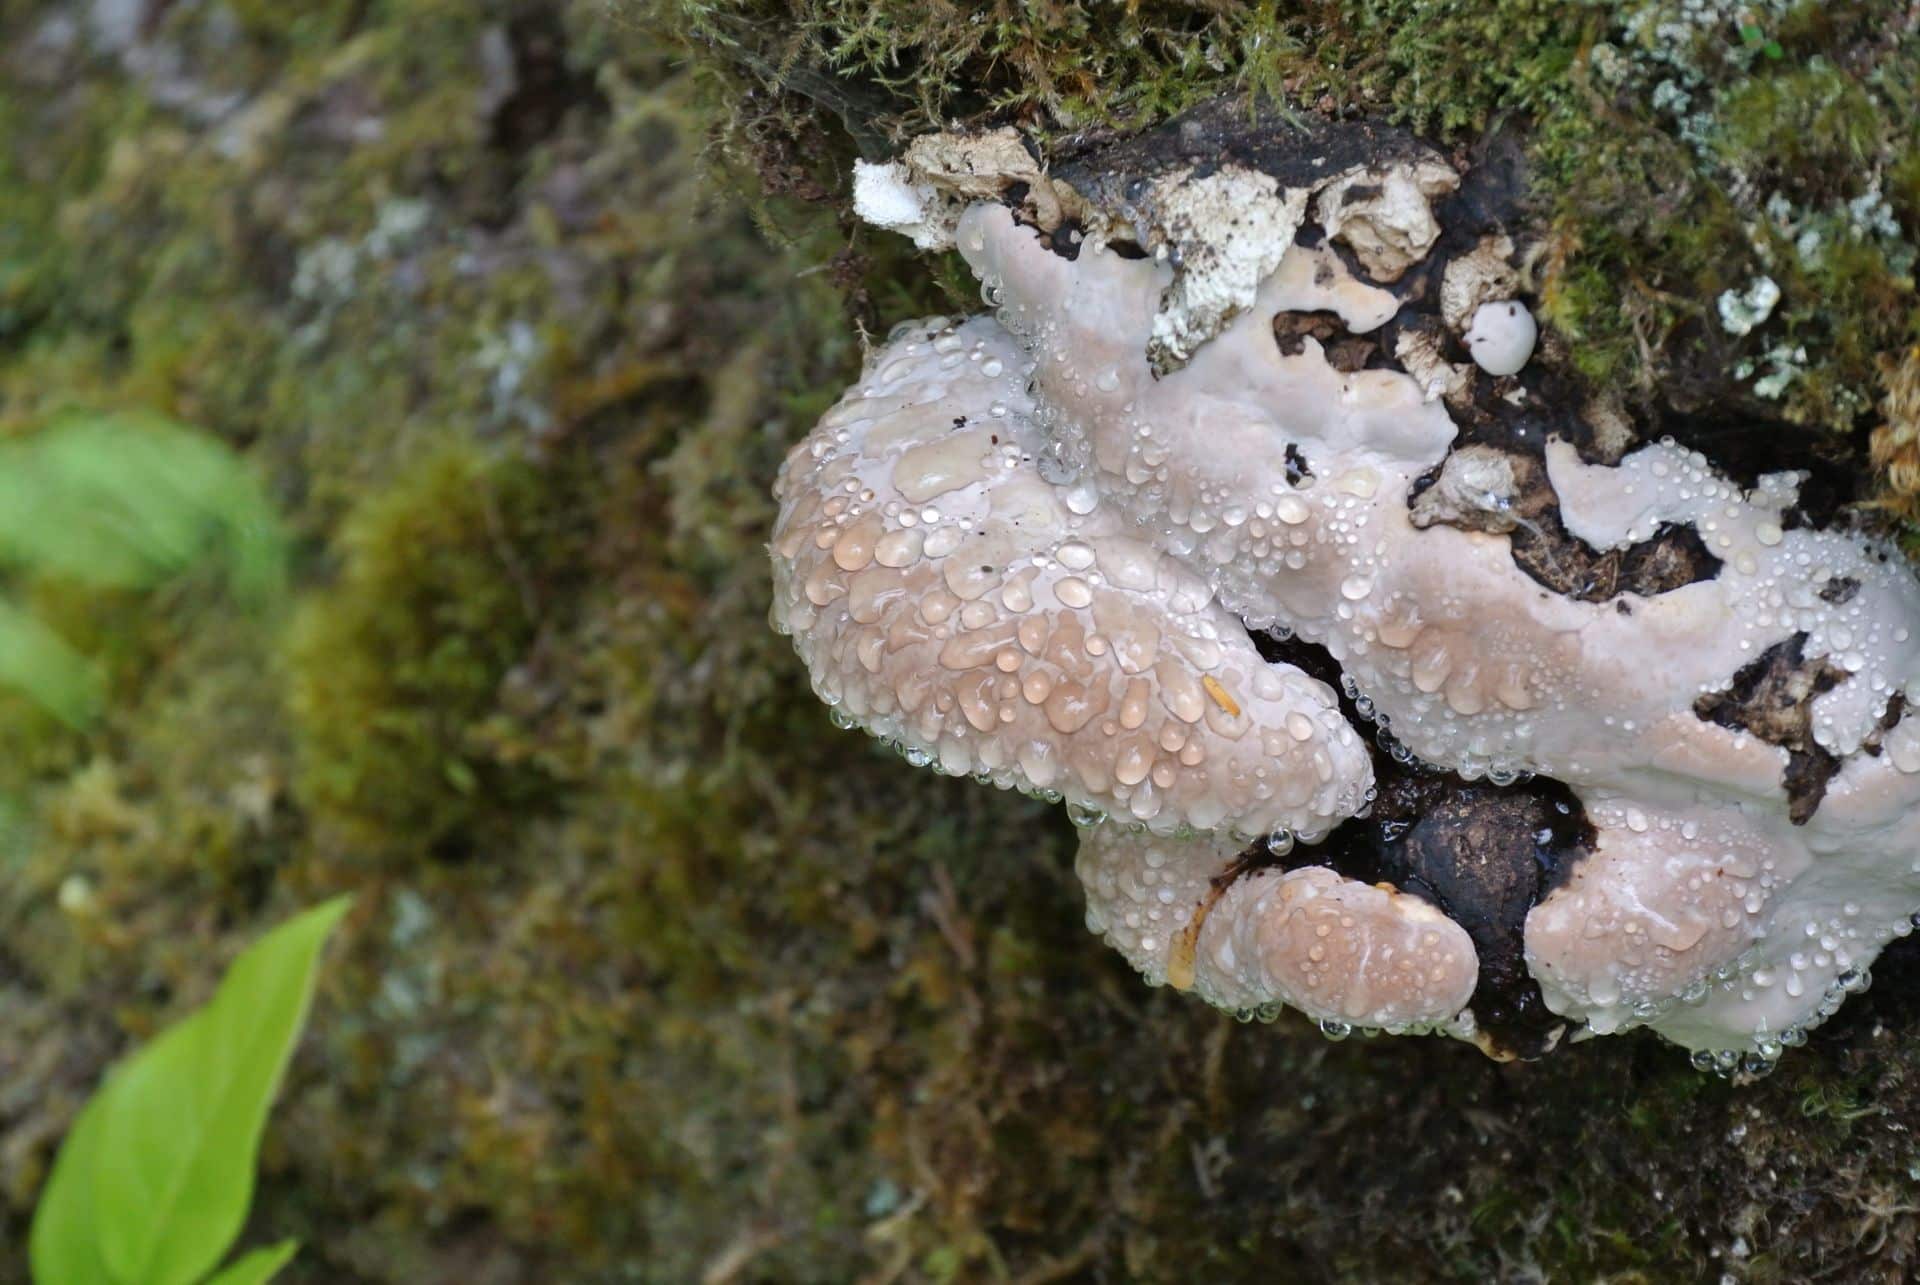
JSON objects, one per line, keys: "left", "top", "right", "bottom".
{"left": 1067, "top": 801, "right": 1107, "bottom": 828}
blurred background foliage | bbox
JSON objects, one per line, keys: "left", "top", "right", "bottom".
{"left": 0, "top": 412, "right": 285, "bottom": 728}
{"left": 2, "top": 1, "right": 1920, "bottom": 1283}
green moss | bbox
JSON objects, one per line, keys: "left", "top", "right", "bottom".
{"left": 656, "top": 0, "right": 1920, "bottom": 464}
{"left": 1714, "top": 60, "right": 1882, "bottom": 188}
{"left": 285, "top": 445, "right": 583, "bottom": 859}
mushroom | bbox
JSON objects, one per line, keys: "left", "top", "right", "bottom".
{"left": 775, "top": 113, "right": 1920, "bottom": 1066}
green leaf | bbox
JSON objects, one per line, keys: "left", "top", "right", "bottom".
{"left": 29, "top": 897, "right": 351, "bottom": 1285}
{"left": 25, "top": 1089, "right": 115, "bottom": 1285}
{"left": 0, "top": 412, "right": 288, "bottom": 600}
{"left": 0, "top": 412, "right": 288, "bottom": 726}
{"left": 202, "top": 1239, "right": 300, "bottom": 1285}
{"left": 0, "top": 599, "right": 103, "bottom": 726}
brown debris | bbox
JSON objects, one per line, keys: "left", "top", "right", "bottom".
{"left": 1272, "top": 309, "right": 1375, "bottom": 371}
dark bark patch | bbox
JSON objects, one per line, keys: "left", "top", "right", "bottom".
{"left": 1693, "top": 632, "right": 1849, "bottom": 824}
{"left": 1273, "top": 309, "right": 1346, "bottom": 357}
{"left": 1500, "top": 513, "right": 1718, "bottom": 602}
{"left": 1365, "top": 775, "right": 1588, "bottom": 1057}
{"left": 1054, "top": 98, "right": 1438, "bottom": 203}
{"left": 1273, "top": 310, "right": 1375, "bottom": 370}
{"left": 1409, "top": 446, "right": 1722, "bottom": 602}
{"left": 1248, "top": 630, "right": 1592, "bottom": 1058}
{"left": 1042, "top": 218, "right": 1085, "bottom": 259}
{"left": 1321, "top": 337, "right": 1377, "bottom": 373}
{"left": 1819, "top": 576, "right": 1861, "bottom": 605}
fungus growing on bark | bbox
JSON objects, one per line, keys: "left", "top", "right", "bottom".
{"left": 1076, "top": 827, "right": 1479, "bottom": 1032}
{"left": 769, "top": 314, "right": 1371, "bottom": 838}
{"left": 771, "top": 105, "right": 1920, "bottom": 1069}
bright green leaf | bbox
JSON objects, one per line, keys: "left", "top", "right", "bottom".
{"left": 25, "top": 1088, "right": 115, "bottom": 1285}
{"left": 201, "top": 1239, "right": 300, "bottom": 1285}
{"left": 29, "top": 897, "right": 351, "bottom": 1285}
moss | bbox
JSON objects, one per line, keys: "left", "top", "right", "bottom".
{"left": 1714, "top": 60, "right": 1883, "bottom": 191}
{"left": 653, "top": 0, "right": 1920, "bottom": 533}
{"left": 285, "top": 444, "right": 584, "bottom": 860}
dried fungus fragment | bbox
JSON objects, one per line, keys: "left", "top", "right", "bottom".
{"left": 1313, "top": 160, "right": 1459, "bottom": 283}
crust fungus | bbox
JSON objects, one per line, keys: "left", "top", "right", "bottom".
{"left": 771, "top": 103, "right": 1920, "bottom": 1071}
{"left": 769, "top": 314, "right": 1370, "bottom": 838}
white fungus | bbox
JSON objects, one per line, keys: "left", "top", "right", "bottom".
{"left": 774, "top": 124, "right": 1920, "bottom": 1066}
{"left": 850, "top": 160, "right": 949, "bottom": 250}
{"left": 770, "top": 316, "right": 1373, "bottom": 839}
{"left": 1077, "top": 827, "right": 1478, "bottom": 1030}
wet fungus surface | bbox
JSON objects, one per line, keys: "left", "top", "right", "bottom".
{"left": 773, "top": 105, "right": 1920, "bottom": 1070}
